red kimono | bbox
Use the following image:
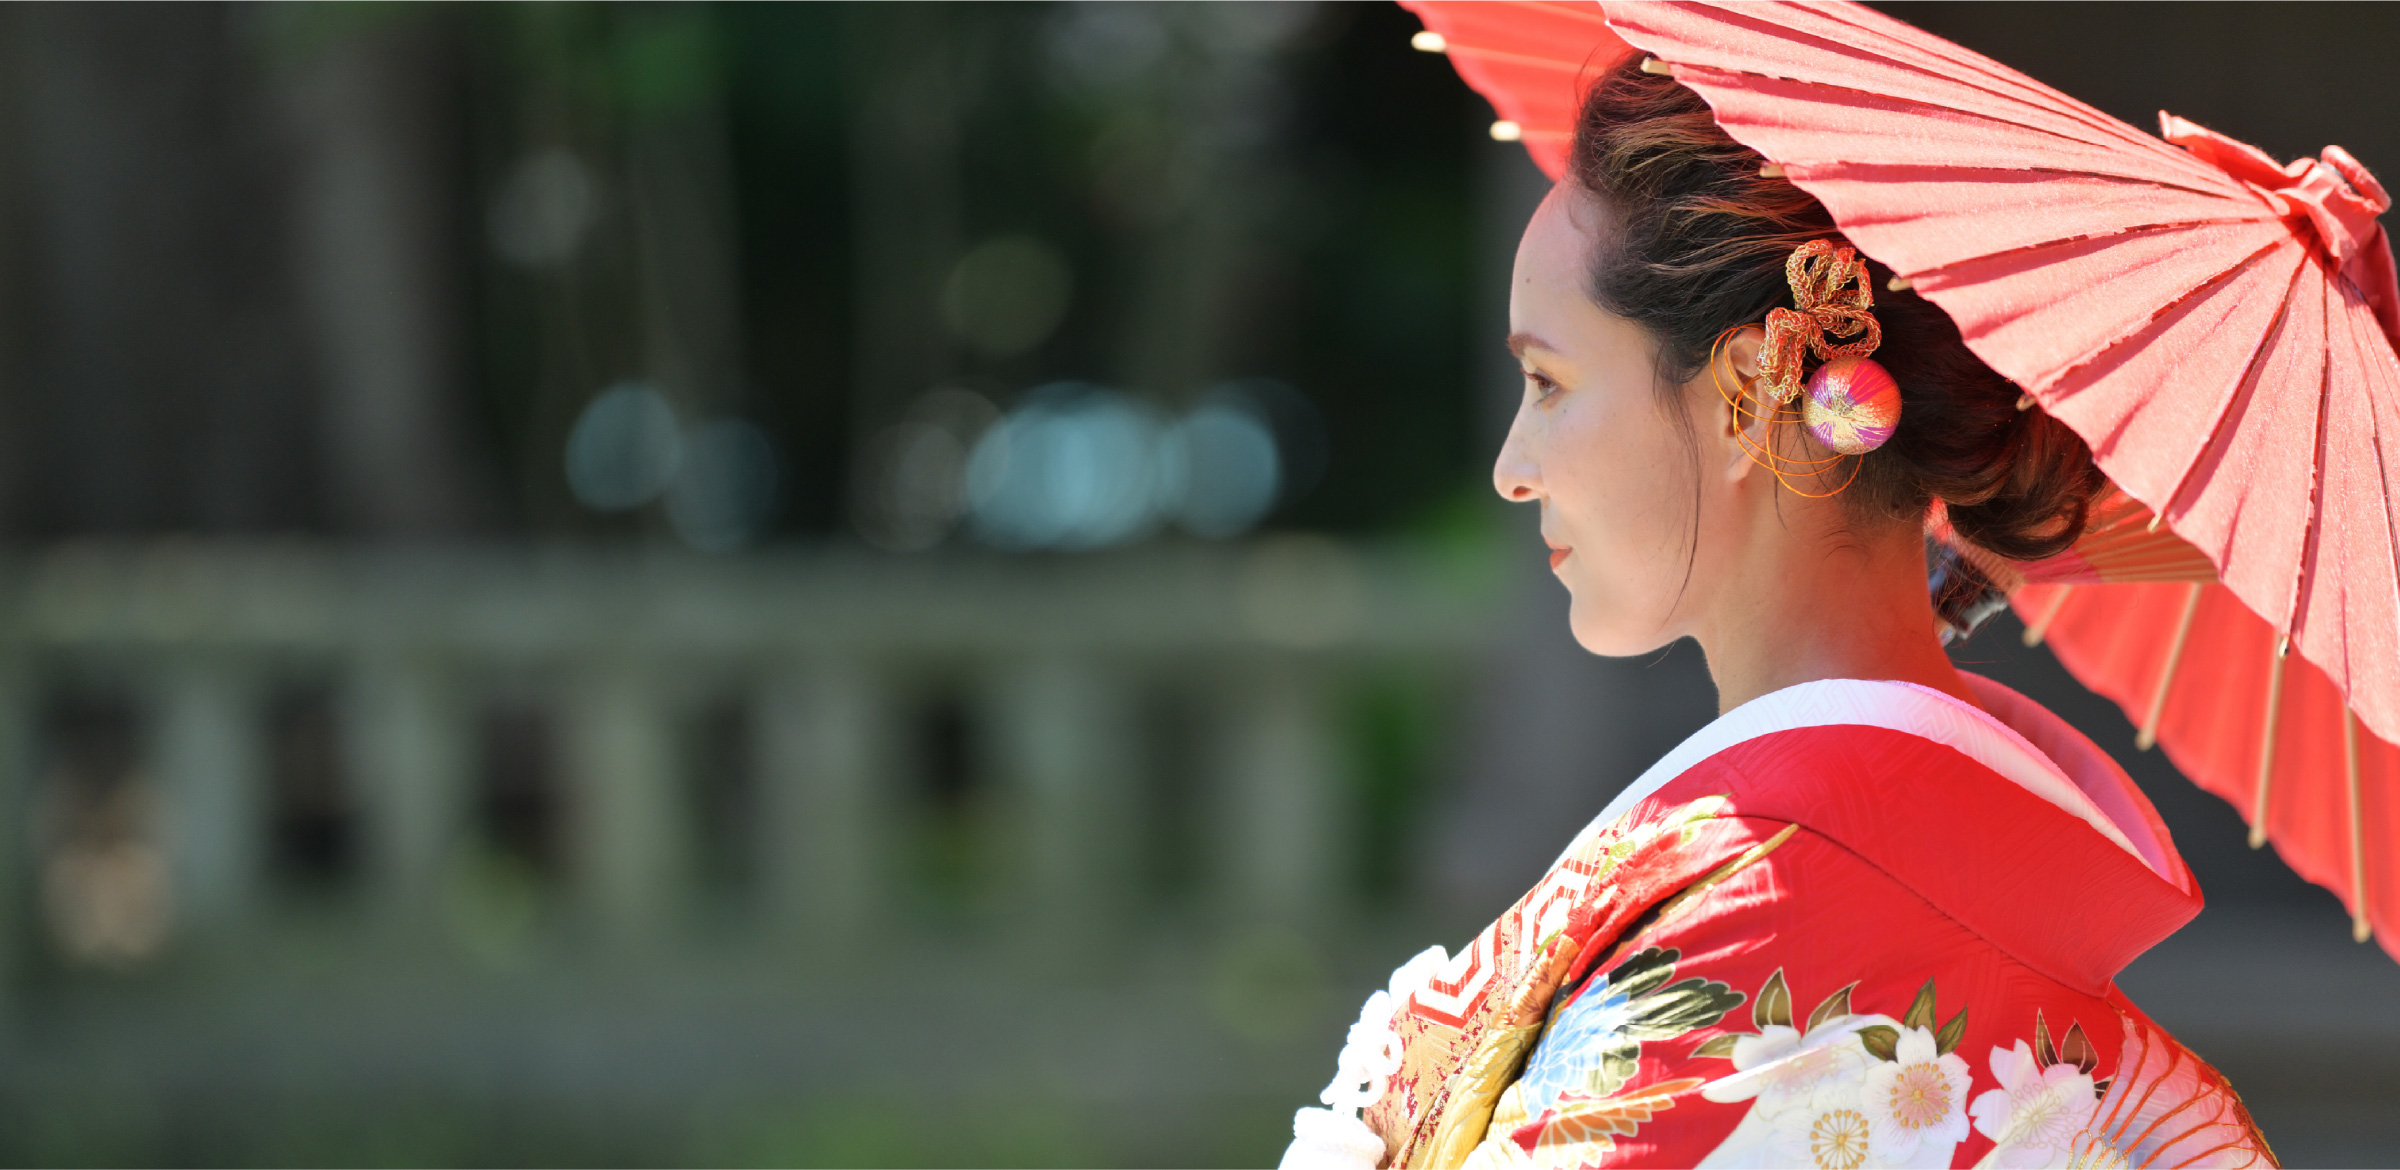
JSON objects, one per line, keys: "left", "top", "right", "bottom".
{"left": 1284, "top": 676, "right": 2273, "bottom": 1169}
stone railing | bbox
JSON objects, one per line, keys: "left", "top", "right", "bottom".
{"left": 0, "top": 537, "right": 1500, "bottom": 966}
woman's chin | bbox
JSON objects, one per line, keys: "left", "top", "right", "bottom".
{"left": 1565, "top": 597, "right": 1676, "bottom": 659}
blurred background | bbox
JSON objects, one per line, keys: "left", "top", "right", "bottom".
{"left": 0, "top": 2, "right": 2392, "bottom": 1166}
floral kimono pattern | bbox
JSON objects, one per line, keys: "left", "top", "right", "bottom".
{"left": 1284, "top": 677, "right": 2274, "bottom": 1169}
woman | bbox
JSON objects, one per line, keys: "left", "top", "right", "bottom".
{"left": 1283, "top": 60, "right": 2273, "bottom": 1169}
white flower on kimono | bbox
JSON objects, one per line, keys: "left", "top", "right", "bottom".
{"left": 1968, "top": 1039, "right": 2098, "bottom": 1167}
{"left": 1973, "top": 1012, "right": 2268, "bottom": 1170}
{"left": 1860, "top": 1026, "right": 1971, "bottom": 1160}
{"left": 1769, "top": 1081, "right": 1877, "bottom": 1170}
{"left": 1700, "top": 971, "right": 1877, "bottom": 1117}
{"left": 1701, "top": 1017, "right": 1874, "bottom": 1115}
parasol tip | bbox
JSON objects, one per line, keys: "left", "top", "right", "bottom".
{"left": 2135, "top": 728, "right": 2157, "bottom": 751}
{"left": 2355, "top": 914, "right": 2374, "bottom": 944}
{"left": 1489, "top": 121, "right": 1522, "bottom": 143}
{"left": 1640, "top": 57, "right": 1674, "bottom": 76}
{"left": 1759, "top": 163, "right": 1788, "bottom": 179}
{"left": 2014, "top": 394, "right": 2035, "bottom": 412}
{"left": 2247, "top": 823, "right": 2268, "bottom": 849}
{"left": 1886, "top": 274, "right": 1912, "bottom": 291}
{"left": 1411, "top": 31, "right": 1446, "bottom": 53}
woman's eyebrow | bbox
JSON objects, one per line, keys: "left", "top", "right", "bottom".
{"left": 1506, "top": 331, "right": 1560, "bottom": 359}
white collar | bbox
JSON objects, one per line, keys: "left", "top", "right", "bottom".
{"left": 1559, "top": 675, "right": 2177, "bottom": 883}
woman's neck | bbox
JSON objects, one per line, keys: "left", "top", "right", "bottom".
{"left": 1690, "top": 514, "right": 1974, "bottom": 716}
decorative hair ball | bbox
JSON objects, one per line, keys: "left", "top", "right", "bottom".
{"left": 1801, "top": 356, "right": 1902, "bottom": 455}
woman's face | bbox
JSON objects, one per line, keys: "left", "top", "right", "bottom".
{"left": 1494, "top": 186, "right": 1725, "bottom": 656}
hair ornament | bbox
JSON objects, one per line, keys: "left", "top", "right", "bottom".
{"left": 1766, "top": 239, "right": 1902, "bottom": 458}
{"left": 1759, "top": 240, "right": 1882, "bottom": 404}
{"left": 1711, "top": 239, "right": 1902, "bottom": 496}
{"left": 1801, "top": 356, "right": 1902, "bottom": 456}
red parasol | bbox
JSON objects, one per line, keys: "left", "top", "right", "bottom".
{"left": 1401, "top": 0, "right": 2400, "bottom": 954}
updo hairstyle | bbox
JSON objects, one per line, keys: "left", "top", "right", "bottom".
{"left": 1564, "top": 57, "right": 2105, "bottom": 566}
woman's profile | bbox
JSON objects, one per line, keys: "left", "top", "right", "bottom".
{"left": 1283, "top": 60, "right": 2274, "bottom": 1169}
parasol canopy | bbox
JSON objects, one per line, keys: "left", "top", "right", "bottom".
{"left": 1400, "top": 0, "right": 2400, "bottom": 955}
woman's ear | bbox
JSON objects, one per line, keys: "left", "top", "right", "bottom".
{"left": 1708, "top": 325, "right": 1773, "bottom": 483}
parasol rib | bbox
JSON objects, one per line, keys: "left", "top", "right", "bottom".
{"left": 1669, "top": 62, "right": 2247, "bottom": 186}
{"left": 1438, "top": 42, "right": 1594, "bottom": 73}
{"left": 2136, "top": 583, "right": 2205, "bottom": 750}
{"left": 1631, "top": 8, "right": 2225, "bottom": 168}
{"left": 1897, "top": 220, "right": 2284, "bottom": 293}
{"left": 2351, "top": 323, "right": 2400, "bottom": 746}
{"left": 2026, "top": 238, "right": 2291, "bottom": 403}
{"left": 2022, "top": 586, "right": 2074, "bottom": 647}
{"left": 2348, "top": 708, "right": 2371, "bottom": 943}
{"left": 2148, "top": 260, "right": 2313, "bottom": 534}
{"left": 2249, "top": 643, "right": 2287, "bottom": 850}
{"left": 1698, "top": 1, "right": 2216, "bottom": 160}
{"left": 2151, "top": 258, "right": 2314, "bottom": 550}
{"left": 2285, "top": 282, "right": 2341, "bottom": 664}
{"left": 1509, "top": 1, "right": 1615, "bottom": 28}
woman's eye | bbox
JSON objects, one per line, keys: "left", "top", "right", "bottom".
{"left": 1525, "top": 370, "right": 1559, "bottom": 399}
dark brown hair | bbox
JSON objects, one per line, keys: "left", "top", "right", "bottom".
{"left": 1566, "top": 58, "right": 2103, "bottom": 564}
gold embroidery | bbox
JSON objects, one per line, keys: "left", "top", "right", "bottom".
{"left": 1599, "top": 823, "right": 1798, "bottom": 969}
{"left": 1413, "top": 1022, "right": 1542, "bottom": 1169}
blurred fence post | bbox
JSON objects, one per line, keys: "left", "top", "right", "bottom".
{"left": 985, "top": 655, "right": 1138, "bottom": 934}
{"left": 349, "top": 652, "right": 468, "bottom": 926}
{"left": 1219, "top": 660, "right": 1344, "bottom": 923}
{"left": 756, "top": 660, "right": 894, "bottom": 949}
{"left": 156, "top": 657, "right": 264, "bottom": 931}
{"left": 565, "top": 659, "right": 685, "bottom": 943}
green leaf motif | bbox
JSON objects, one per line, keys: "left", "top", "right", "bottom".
{"left": 1806, "top": 984, "right": 1855, "bottom": 1032}
{"left": 2059, "top": 1022, "right": 2097, "bottom": 1074}
{"left": 1623, "top": 977, "right": 1746, "bottom": 1041}
{"left": 1754, "top": 969, "right": 1792, "bottom": 1030}
{"left": 1858, "top": 1024, "right": 1900, "bottom": 1062}
{"left": 1582, "top": 1044, "right": 1642, "bottom": 1099}
{"left": 1936, "top": 1007, "right": 1969, "bottom": 1056}
{"left": 1902, "top": 979, "right": 1939, "bottom": 1032}
{"left": 1692, "top": 1033, "right": 1742, "bottom": 1060}
{"left": 1609, "top": 947, "right": 1684, "bottom": 1000}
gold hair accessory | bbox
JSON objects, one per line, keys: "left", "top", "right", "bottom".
{"left": 1713, "top": 239, "right": 1903, "bottom": 497}
{"left": 1759, "top": 240, "right": 1882, "bottom": 405}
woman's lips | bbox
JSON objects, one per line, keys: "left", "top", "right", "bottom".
{"left": 1549, "top": 546, "right": 1571, "bottom": 569}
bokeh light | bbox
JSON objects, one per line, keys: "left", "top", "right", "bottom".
{"left": 488, "top": 147, "right": 600, "bottom": 270}
{"left": 939, "top": 236, "right": 1075, "bottom": 359}
{"left": 667, "top": 418, "right": 780, "bottom": 552}
{"left": 965, "top": 384, "right": 1168, "bottom": 551}
{"left": 853, "top": 389, "right": 1000, "bottom": 552}
{"left": 564, "top": 383, "right": 683, "bottom": 511}
{"left": 1165, "top": 382, "right": 1287, "bottom": 538}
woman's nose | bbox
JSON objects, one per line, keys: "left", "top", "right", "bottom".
{"left": 1492, "top": 422, "right": 1541, "bottom": 503}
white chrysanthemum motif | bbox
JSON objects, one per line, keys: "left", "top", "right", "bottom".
{"left": 1861, "top": 1026, "right": 1971, "bottom": 1160}
{"left": 1772, "top": 1082, "right": 1876, "bottom": 1170}
{"left": 1697, "top": 1013, "right": 1889, "bottom": 1168}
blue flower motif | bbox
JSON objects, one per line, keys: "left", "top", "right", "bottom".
{"left": 1517, "top": 975, "right": 1640, "bottom": 1115}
